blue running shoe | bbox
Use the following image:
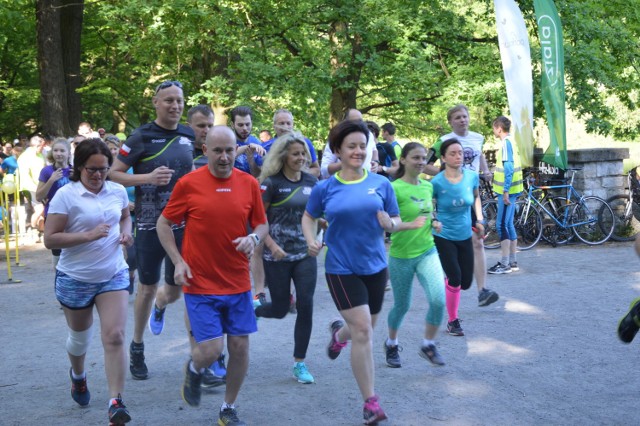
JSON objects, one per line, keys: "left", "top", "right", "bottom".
{"left": 69, "top": 368, "right": 90, "bottom": 406}
{"left": 211, "top": 354, "right": 227, "bottom": 379}
{"left": 293, "top": 362, "right": 315, "bottom": 384}
{"left": 148, "top": 303, "right": 166, "bottom": 335}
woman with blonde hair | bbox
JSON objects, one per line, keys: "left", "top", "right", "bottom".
{"left": 36, "top": 137, "right": 72, "bottom": 266}
{"left": 254, "top": 132, "right": 319, "bottom": 384}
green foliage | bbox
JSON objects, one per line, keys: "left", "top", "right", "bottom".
{"left": 1, "top": 0, "right": 639, "bottom": 148}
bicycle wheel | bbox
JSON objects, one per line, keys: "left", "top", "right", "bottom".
{"left": 540, "top": 197, "right": 574, "bottom": 246}
{"left": 605, "top": 194, "right": 640, "bottom": 242}
{"left": 571, "top": 196, "right": 614, "bottom": 245}
{"left": 514, "top": 199, "right": 543, "bottom": 250}
{"left": 482, "top": 199, "right": 500, "bottom": 249}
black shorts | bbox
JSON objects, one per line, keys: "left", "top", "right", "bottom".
{"left": 325, "top": 268, "right": 388, "bottom": 315}
{"left": 135, "top": 227, "right": 184, "bottom": 285}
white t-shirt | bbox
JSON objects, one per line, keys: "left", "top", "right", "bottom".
{"left": 48, "top": 180, "right": 129, "bottom": 282}
{"left": 435, "top": 131, "right": 485, "bottom": 172}
{"left": 320, "top": 131, "right": 375, "bottom": 179}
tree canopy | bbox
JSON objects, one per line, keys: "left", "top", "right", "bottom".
{"left": 1, "top": 0, "right": 639, "bottom": 147}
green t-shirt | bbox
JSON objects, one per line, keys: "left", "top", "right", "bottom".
{"left": 389, "top": 178, "right": 436, "bottom": 259}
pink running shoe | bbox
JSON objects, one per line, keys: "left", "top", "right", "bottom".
{"left": 327, "top": 319, "right": 347, "bottom": 360}
{"left": 363, "top": 395, "right": 387, "bottom": 425}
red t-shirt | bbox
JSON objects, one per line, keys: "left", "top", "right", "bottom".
{"left": 162, "top": 167, "right": 266, "bottom": 295}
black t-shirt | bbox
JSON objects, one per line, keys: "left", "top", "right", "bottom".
{"left": 376, "top": 142, "right": 397, "bottom": 179}
{"left": 260, "top": 171, "right": 317, "bottom": 261}
{"left": 118, "top": 121, "right": 195, "bottom": 230}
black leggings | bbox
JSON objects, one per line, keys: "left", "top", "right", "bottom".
{"left": 434, "top": 236, "right": 474, "bottom": 290}
{"left": 256, "top": 256, "right": 317, "bottom": 360}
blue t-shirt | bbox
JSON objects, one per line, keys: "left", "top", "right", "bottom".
{"left": 431, "top": 169, "right": 479, "bottom": 241}
{"left": 234, "top": 135, "right": 263, "bottom": 174}
{"left": 263, "top": 136, "right": 318, "bottom": 163}
{"left": 1, "top": 156, "right": 18, "bottom": 175}
{"left": 306, "top": 170, "right": 399, "bottom": 275}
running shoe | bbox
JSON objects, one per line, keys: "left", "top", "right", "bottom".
{"left": 289, "top": 294, "right": 297, "bottom": 314}
{"left": 383, "top": 342, "right": 401, "bottom": 368}
{"left": 363, "top": 395, "right": 388, "bottom": 425}
{"left": 181, "top": 360, "right": 202, "bottom": 407}
{"left": 212, "top": 354, "right": 227, "bottom": 380}
{"left": 148, "top": 303, "right": 166, "bottom": 335}
{"left": 419, "top": 344, "right": 445, "bottom": 366}
{"left": 487, "top": 262, "right": 512, "bottom": 274}
{"left": 478, "top": 288, "right": 499, "bottom": 307}
{"left": 618, "top": 297, "right": 640, "bottom": 343}
{"left": 253, "top": 292, "right": 267, "bottom": 306}
{"left": 129, "top": 341, "right": 148, "bottom": 380}
{"left": 293, "top": 362, "right": 315, "bottom": 384}
{"left": 509, "top": 261, "right": 520, "bottom": 272}
{"left": 447, "top": 319, "right": 464, "bottom": 336}
{"left": 327, "top": 319, "right": 347, "bottom": 360}
{"left": 108, "top": 394, "right": 131, "bottom": 425}
{"left": 218, "top": 407, "right": 246, "bottom": 426}
{"left": 202, "top": 368, "right": 225, "bottom": 389}
{"left": 69, "top": 368, "right": 90, "bottom": 406}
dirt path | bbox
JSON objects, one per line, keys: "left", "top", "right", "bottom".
{"left": 0, "top": 241, "right": 638, "bottom": 425}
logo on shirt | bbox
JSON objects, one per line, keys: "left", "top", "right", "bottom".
{"left": 367, "top": 188, "right": 376, "bottom": 195}
{"left": 452, "top": 198, "right": 465, "bottom": 207}
{"left": 119, "top": 145, "right": 131, "bottom": 157}
{"left": 179, "top": 137, "right": 192, "bottom": 145}
{"left": 279, "top": 188, "right": 292, "bottom": 193}
{"left": 302, "top": 187, "right": 312, "bottom": 195}
{"left": 151, "top": 138, "right": 167, "bottom": 144}
{"left": 216, "top": 188, "right": 232, "bottom": 192}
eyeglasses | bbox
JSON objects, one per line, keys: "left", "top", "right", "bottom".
{"left": 154, "top": 80, "right": 183, "bottom": 94}
{"left": 84, "top": 167, "right": 110, "bottom": 175}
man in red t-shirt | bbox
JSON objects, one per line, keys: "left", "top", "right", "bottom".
{"left": 157, "top": 126, "right": 268, "bottom": 425}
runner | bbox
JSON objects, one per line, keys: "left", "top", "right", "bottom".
{"left": 255, "top": 132, "right": 318, "bottom": 384}
{"left": 44, "top": 139, "right": 133, "bottom": 425}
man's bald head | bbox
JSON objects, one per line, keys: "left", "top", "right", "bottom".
{"left": 205, "top": 126, "right": 237, "bottom": 178}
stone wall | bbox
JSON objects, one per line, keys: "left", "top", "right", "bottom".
{"left": 533, "top": 148, "right": 629, "bottom": 200}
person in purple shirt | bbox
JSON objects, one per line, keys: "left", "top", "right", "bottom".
{"left": 36, "top": 137, "right": 72, "bottom": 267}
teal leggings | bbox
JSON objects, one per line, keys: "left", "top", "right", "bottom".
{"left": 388, "top": 248, "right": 445, "bottom": 329}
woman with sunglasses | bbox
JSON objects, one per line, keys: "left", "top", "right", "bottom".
{"left": 44, "top": 139, "right": 134, "bottom": 425}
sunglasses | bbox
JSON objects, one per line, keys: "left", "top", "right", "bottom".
{"left": 154, "top": 80, "right": 183, "bottom": 94}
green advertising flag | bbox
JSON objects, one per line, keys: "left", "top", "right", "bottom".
{"left": 534, "top": 0, "right": 567, "bottom": 170}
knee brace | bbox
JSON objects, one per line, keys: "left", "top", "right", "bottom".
{"left": 66, "top": 326, "right": 94, "bottom": 357}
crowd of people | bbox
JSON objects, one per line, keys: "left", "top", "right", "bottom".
{"left": 3, "top": 78, "right": 562, "bottom": 426}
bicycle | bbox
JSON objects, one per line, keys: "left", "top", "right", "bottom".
{"left": 603, "top": 166, "right": 640, "bottom": 242}
{"left": 518, "top": 168, "right": 615, "bottom": 247}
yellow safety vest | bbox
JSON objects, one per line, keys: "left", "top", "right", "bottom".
{"left": 492, "top": 137, "right": 523, "bottom": 195}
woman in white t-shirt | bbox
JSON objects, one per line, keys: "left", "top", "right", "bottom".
{"left": 44, "top": 139, "right": 133, "bottom": 425}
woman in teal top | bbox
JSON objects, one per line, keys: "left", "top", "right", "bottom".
{"left": 383, "top": 142, "right": 446, "bottom": 368}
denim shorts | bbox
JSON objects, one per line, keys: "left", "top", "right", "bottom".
{"left": 55, "top": 268, "right": 130, "bottom": 310}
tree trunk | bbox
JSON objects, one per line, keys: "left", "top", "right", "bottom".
{"left": 328, "top": 20, "right": 359, "bottom": 127}
{"left": 60, "top": 0, "right": 84, "bottom": 133}
{"left": 36, "top": 0, "right": 71, "bottom": 136}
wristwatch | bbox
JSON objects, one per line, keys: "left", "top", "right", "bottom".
{"left": 249, "top": 233, "right": 260, "bottom": 245}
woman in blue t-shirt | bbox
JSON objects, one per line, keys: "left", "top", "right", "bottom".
{"left": 431, "top": 138, "right": 485, "bottom": 337}
{"left": 302, "top": 119, "right": 421, "bottom": 425}
{"left": 255, "top": 132, "right": 318, "bottom": 385}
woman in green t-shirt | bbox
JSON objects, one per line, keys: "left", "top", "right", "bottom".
{"left": 383, "top": 142, "right": 446, "bottom": 367}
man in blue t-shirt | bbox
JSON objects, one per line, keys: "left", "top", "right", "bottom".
{"left": 229, "top": 106, "right": 265, "bottom": 177}
{"left": 263, "top": 109, "right": 320, "bottom": 178}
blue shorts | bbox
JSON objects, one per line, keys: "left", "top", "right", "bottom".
{"left": 55, "top": 268, "right": 130, "bottom": 310}
{"left": 135, "top": 227, "right": 183, "bottom": 285}
{"left": 185, "top": 291, "right": 258, "bottom": 343}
